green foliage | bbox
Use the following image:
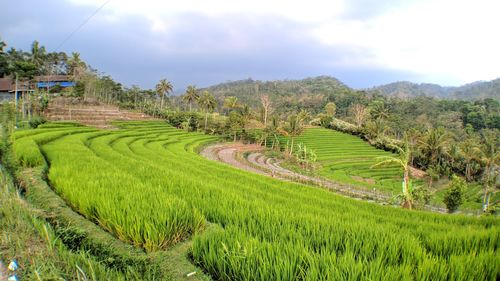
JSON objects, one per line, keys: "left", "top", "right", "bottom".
{"left": 226, "top": 111, "right": 244, "bottom": 141}
{"left": 200, "top": 76, "right": 352, "bottom": 116}
{"left": 14, "top": 121, "right": 499, "bottom": 280}
{"left": 13, "top": 138, "right": 45, "bottom": 167}
{"left": 371, "top": 79, "right": 500, "bottom": 101}
{"left": 0, "top": 167, "right": 150, "bottom": 280}
{"left": 324, "top": 102, "right": 336, "bottom": 116}
{"left": 293, "top": 143, "right": 317, "bottom": 170}
{"left": 411, "top": 185, "right": 431, "bottom": 206}
{"left": 443, "top": 176, "right": 466, "bottom": 212}
{"left": 28, "top": 116, "right": 47, "bottom": 128}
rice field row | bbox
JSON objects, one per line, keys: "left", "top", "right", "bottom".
{"left": 278, "top": 127, "right": 407, "bottom": 193}
{"left": 13, "top": 121, "right": 499, "bottom": 280}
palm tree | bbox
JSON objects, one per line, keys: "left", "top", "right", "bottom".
{"left": 369, "top": 100, "right": 389, "bottom": 121}
{"left": 198, "top": 91, "right": 217, "bottom": 130}
{"left": 282, "top": 114, "right": 304, "bottom": 155}
{"left": 372, "top": 143, "right": 413, "bottom": 209}
{"left": 183, "top": 85, "right": 199, "bottom": 111}
{"left": 223, "top": 96, "right": 240, "bottom": 115}
{"left": 479, "top": 130, "right": 499, "bottom": 212}
{"left": 418, "top": 128, "right": 450, "bottom": 171}
{"left": 30, "top": 40, "right": 46, "bottom": 72}
{"left": 365, "top": 119, "right": 388, "bottom": 139}
{"left": 155, "top": 79, "right": 173, "bottom": 110}
{"left": 66, "top": 52, "right": 87, "bottom": 80}
{"left": 241, "top": 104, "right": 253, "bottom": 128}
{"left": 298, "top": 109, "right": 311, "bottom": 124}
{"left": 404, "top": 129, "right": 421, "bottom": 166}
{"left": 460, "top": 138, "right": 481, "bottom": 181}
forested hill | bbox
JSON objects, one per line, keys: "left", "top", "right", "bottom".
{"left": 200, "top": 76, "right": 499, "bottom": 105}
{"left": 200, "top": 76, "right": 353, "bottom": 107}
{"left": 370, "top": 78, "right": 500, "bottom": 100}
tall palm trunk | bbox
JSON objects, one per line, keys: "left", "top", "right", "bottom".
{"left": 465, "top": 163, "right": 472, "bottom": 181}
{"left": 403, "top": 168, "right": 412, "bottom": 209}
{"left": 482, "top": 164, "right": 491, "bottom": 212}
{"left": 204, "top": 112, "right": 208, "bottom": 131}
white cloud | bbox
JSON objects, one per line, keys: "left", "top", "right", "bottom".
{"left": 68, "top": 0, "right": 500, "bottom": 85}
{"left": 312, "top": 0, "right": 500, "bottom": 84}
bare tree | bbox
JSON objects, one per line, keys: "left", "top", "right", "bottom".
{"left": 351, "top": 104, "right": 369, "bottom": 127}
{"left": 260, "top": 95, "right": 272, "bottom": 127}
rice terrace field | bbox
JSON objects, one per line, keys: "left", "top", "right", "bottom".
{"left": 280, "top": 127, "right": 405, "bottom": 193}
{"left": 13, "top": 121, "right": 499, "bottom": 280}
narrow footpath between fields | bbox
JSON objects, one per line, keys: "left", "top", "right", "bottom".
{"left": 200, "top": 142, "right": 448, "bottom": 213}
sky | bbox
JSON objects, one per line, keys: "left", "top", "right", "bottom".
{"left": 1, "top": 0, "right": 500, "bottom": 91}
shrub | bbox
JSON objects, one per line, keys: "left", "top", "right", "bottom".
{"left": 28, "top": 116, "right": 47, "bottom": 129}
{"left": 443, "top": 176, "right": 466, "bottom": 213}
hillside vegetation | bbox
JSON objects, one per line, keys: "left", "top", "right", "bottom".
{"left": 12, "top": 121, "right": 499, "bottom": 280}
{"left": 370, "top": 79, "right": 500, "bottom": 100}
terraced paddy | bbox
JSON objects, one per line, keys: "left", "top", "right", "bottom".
{"left": 280, "top": 127, "right": 407, "bottom": 193}
{"left": 13, "top": 121, "right": 499, "bottom": 280}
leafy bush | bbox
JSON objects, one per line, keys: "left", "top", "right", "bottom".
{"left": 443, "top": 176, "right": 466, "bottom": 213}
{"left": 28, "top": 116, "right": 47, "bottom": 129}
{"left": 329, "top": 117, "right": 361, "bottom": 135}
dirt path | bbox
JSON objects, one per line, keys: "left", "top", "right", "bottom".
{"left": 201, "top": 143, "right": 392, "bottom": 203}
{"left": 200, "top": 142, "right": 448, "bottom": 213}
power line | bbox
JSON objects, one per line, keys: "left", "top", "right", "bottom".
{"left": 55, "top": 0, "right": 112, "bottom": 51}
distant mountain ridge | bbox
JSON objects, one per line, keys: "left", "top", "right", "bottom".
{"left": 200, "top": 76, "right": 352, "bottom": 107}
{"left": 196, "top": 76, "right": 499, "bottom": 102}
{"left": 369, "top": 78, "right": 500, "bottom": 100}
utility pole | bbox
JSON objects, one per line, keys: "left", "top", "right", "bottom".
{"left": 14, "top": 73, "right": 18, "bottom": 127}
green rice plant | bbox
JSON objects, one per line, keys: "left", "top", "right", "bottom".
{"left": 15, "top": 121, "right": 499, "bottom": 280}
{"left": 13, "top": 138, "right": 45, "bottom": 167}
{"left": 277, "top": 128, "right": 414, "bottom": 193}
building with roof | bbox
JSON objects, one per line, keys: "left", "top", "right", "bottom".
{"left": 0, "top": 75, "right": 75, "bottom": 102}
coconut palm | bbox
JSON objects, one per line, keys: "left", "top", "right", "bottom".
{"left": 479, "top": 130, "right": 499, "bottom": 212}
{"left": 223, "top": 96, "right": 240, "bottom": 115}
{"left": 372, "top": 143, "right": 413, "bottom": 209}
{"left": 404, "top": 129, "right": 421, "bottom": 166}
{"left": 298, "top": 109, "right": 311, "bottom": 124}
{"left": 460, "top": 138, "right": 481, "bottom": 181}
{"left": 30, "top": 40, "right": 46, "bottom": 72}
{"left": 198, "top": 91, "right": 217, "bottom": 130}
{"left": 418, "top": 128, "right": 450, "bottom": 171}
{"left": 183, "top": 85, "right": 199, "bottom": 111}
{"left": 369, "top": 100, "right": 389, "bottom": 121}
{"left": 241, "top": 104, "right": 253, "bottom": 128}
{"left": 66, "top": 52, "right": 87, "bottom": 80}
{"left": 155, "top": 79, "right": 173, "bottom": 110}
{"left": 282, "top": 114, "right": 304, "bottom": 155}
